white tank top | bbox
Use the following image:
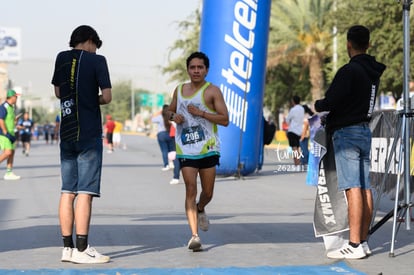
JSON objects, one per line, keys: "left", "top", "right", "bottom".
{"left": 175, "top": 82, "right": 220, "bottom": 159}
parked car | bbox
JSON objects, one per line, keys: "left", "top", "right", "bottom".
{"left": 3, "top": 36, "right": 17, "bottom": 46}
{"left": 0, "top": 36, "right": 17, "bottom": 50}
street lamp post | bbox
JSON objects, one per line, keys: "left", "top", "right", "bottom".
{"left": 131, "top": 88, "right": 135, "bottom": 121}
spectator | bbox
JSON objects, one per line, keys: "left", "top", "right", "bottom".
{"left": 52, "top": 25, "right": 112, "bottom": 264}
{"left": 286, "top": 96, "right": 305, "bottom": 171}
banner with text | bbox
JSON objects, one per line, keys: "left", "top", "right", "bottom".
{"left": 313, "top": 110, "right": 414, "bottom": 237}
{"left": 200, "top": 0, "right": 272, "bottom": 175}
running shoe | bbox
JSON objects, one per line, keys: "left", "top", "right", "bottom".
{"left": 170, "top": 178, "right": 179, "bottom": 185}
{"left": 70, "top": 246, "right": 110, "bottom": 264}
{"left": 4, "top": 172, "right": 21, "bottom": 180}
{"left": 161, "top": 165, "right": 170, "bottom": 171}
{"left": 187, "top": 235, "right": 202, "bottom": 251}
{"left": 361, "top": 241, "right": 372, "bottom": 256}
{"left": 198, "top": 210, "right": 210, "bottom": 231}
{"left": 61, "top": 247, "right": 72, "bottom": 262}
{"left": 327, "top": 243, "right": 366, "bottom": 259}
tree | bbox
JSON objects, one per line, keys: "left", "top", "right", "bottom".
{"left": 162, "top": 9, "right": 201, "bottom": 83}
{"left": 264, "top": 60, "right": 311, "bottom": 128}
{"left": 26, "top": 107, "right": 57, "bottom": 125}
{"left": 101, "top": 81, "right": 131, "bottom": 122}
{"left": 328, "top": 0, "right": 413, "bottom": 99}
{"left": 268, "top": 0, "right": 333, "bottom": 102}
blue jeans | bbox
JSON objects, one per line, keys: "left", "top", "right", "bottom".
{"left": 157, "top": 131, "right": 175, "bottom": 167}
{"left": 60, "top": 137, "right": 103, "bottom": 196}
{"left": 332, "top": 124, "right": 371, "bottom": 191}
{"left": 173, "top": 153, "right": 180, "bottom": 179}
{"left": 300, "top": 137, "right": 309, "bottom": 165}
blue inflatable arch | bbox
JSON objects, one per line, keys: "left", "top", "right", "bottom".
{"left": 199, "top": 0, "right": 272, "bottom": 176}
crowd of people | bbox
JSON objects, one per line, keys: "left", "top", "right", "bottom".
{"left": 0, "top": 91, "right": 62, "bottom": 180}
{"left": 0, "top": 24, "right": 388, "bottom": 264}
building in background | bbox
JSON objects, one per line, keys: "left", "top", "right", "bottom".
{"left": 0, "top": 27, "right": 22, "bottom": 100}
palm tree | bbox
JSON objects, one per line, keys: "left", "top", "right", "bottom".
{"left": 268, "top": 0, "right": 333, "bottom": 102}
{"left": 161, "top": 9, "right": 201, "bottom": 83}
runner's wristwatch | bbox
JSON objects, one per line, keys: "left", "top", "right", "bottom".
{"left": 169, "top": 112, "right": 175, "bottom": 121}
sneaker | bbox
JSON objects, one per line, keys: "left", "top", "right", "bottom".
{"left": 198, "top": 210, "right": 210, "bottom": 231}
{"left": 161, "top": 165, "right": 170, "bottom": 171}
{"left": 4, "top": 172, "right": 21, "bottom": 180}
{"left": 168, "top": 161, "right": 175, "bottom": 169}
{"left": 170, "top": 178, "right": 179, "bottom": 185}
{"left": 361, "top": 242, "right": 372, "bottom": 256}
{"left": 327, "top": 243, "right": 366, "bottom": 259}
{"left": 70, "top": 246, "right": 110, "bottom": 264}
{"left": 61, "top": 247, "right": 72, "bottom": 262}
{"left": 187, "top": 235, "right": 202, "bottom": 251}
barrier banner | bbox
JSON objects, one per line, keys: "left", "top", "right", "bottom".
{"left": 370, "top": 110, "right": 414, "bottom": 195}
{"left": 313, "top": 110, "right": 414, "bottom": 237}
{"left": 199, "top": 0, "right": 272, "bottom": 175}
{"left": 313, "top": 129, "right": 349, "bottom": 237}
{"left": 306, "top": 115, "right": 323, "bottom": 186}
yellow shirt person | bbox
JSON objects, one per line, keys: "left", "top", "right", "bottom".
{"left": 113, "top": 121, "right": 122, "bottom": 147}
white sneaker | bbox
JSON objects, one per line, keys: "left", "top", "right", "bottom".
{"left": 187, "top": 235, "right": 202, "bottom": 251}
{"left": 327, "top": 243, "right": 366, "bottom": 259}
{"left": 198, "top": 210, "right": 210, "bottom": 231}
{"left": 161, "top": 165, "right": 170, "bottom": 171}
{"left": 361, "top": 242, "right": 372, "bottom": 256}
{"left": 61, "top": 247, "right": 72, "bottom": 262}
{"left": 4, "top": 172, "right": 21, "bottom": 180}
{"left": 168, "top": 161, "right": 174, "bottom": 169}
{"left": 70, "top": 246, "right": 110, "bottom": 264}
{"left": 170, "top": 178, "right": 179, "bottom": 185}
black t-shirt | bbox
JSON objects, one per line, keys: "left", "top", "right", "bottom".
{"left": 52, "top": 49, "right": 111, "bottom": 141}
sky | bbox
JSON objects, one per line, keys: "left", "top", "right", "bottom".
{"left": 1, "top": 0, "right": 201, "bottom": 104}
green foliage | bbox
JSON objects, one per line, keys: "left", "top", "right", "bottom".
{"left": 162, "top": 0, "right": 411, "bottom": 115}
{"left": 327, "top": 0, "right": 410, "bottom": 99}
{"left": 30, "top": 80, "right": 154, "bottom": 127}
{"left": 101, "top": 81, "right": 131, "bottom": 121}
{"left": 21, "top": 107, "right": 58, "bottom": 125}
{"left": 268, "top": 0, "right": 411, "bottom": 108}
{"left": 268, "top": 0, "right": 333, "bottom": 103}
{"left": 162, "top": 9, "right": 201, "bottom": 83}
{"left": 100, "top": 81, "right": 152, "bottom": 122}
{"left": 265, "top": 60, "right": 311, "bottom": 127}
